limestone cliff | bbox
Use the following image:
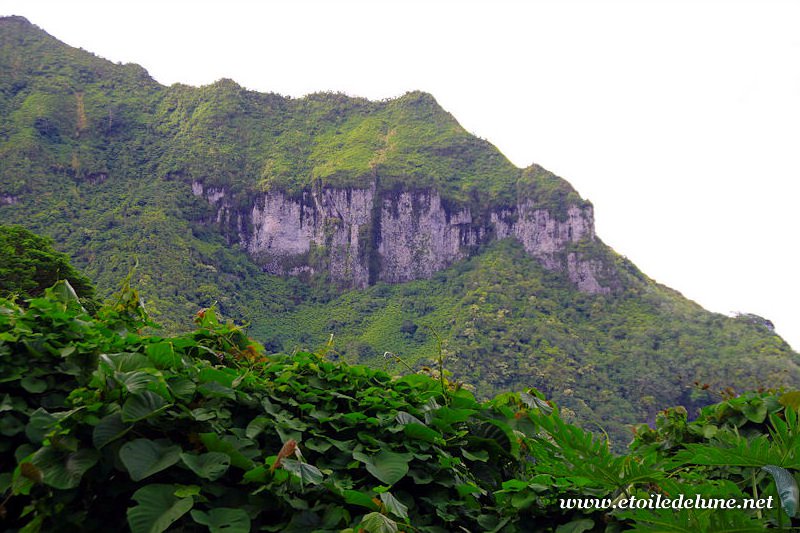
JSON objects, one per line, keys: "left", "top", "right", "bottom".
{"left": 191, "top": 180, "right": 612, "bottom": 294}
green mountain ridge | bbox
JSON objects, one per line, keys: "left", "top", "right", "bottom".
{"left": 1, "top": 15, "right": 797, "bottom": 445}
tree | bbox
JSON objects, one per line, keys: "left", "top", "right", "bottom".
{"left": 0, "top": 225, "right": 96, "bottom": 303}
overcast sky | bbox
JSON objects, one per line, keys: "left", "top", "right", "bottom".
{"left": 3, "top": 0, "right": 799, "bottom": 349}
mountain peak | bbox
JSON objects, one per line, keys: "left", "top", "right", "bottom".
{"left": 0, "top": 15, "right": 58, "bottom": 43}
{"left": 395, "top": 90, "right": 440, "bottom": 106}
{"left": 0, "top": 16, "right": 158, "bottom": 92}
{"left": 0, "top": 15, "right": 33, "bottom": 25}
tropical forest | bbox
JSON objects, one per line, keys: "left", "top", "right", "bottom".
{"left": 1, "top": 15, "right": 799, "bottom": 532}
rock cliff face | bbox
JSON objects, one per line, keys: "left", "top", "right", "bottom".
{"left": 191, "top": 181, "right": 611, "bottom": 294}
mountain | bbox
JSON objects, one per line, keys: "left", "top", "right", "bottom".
{"left": 1, "top": 16, "right": 797, "bottom": 443}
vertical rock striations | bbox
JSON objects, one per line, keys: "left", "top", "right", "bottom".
{"left": 191, "top": 180, "right": 611, "bottom": 294}
{"left": 377, "top": 190, "right": 478, "bottom": 284}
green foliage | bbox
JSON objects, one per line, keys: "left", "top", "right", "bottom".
{"left": 256, "top": 240, "right": 800, "bottom": 448}
{"left": 517, "top": 163, "right": 590, "bottom": 220}
{"left": 762, "top": 466, "right": 799, "bottom": 518}
{"left": 1, "top": 17, "right": 525, "bottom": 210}
{"left": 2, "top": 281, "right": 800, "bottom": 531}
{"left": 0, "top": 284, "right": 538, "bottom": 531}
{"left": 0, "top": 225, "right": 95, "bottom": 305}
{"left": 2, "top": 16, "right": 797, "bottom": 454}
{"left": 127, "top": 484, "right": 194, "bottom": 533}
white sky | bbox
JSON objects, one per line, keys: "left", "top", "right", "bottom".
{"left": 3, "top": 0, "right": 799, "bottom": 349}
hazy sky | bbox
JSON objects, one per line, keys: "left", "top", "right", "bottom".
{"left": 3, "top": 0, "right": 799, "bottom": 349}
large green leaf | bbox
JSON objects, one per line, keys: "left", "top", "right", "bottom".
{"left": 49, "top": 279, "right": 82, "bottom": 307}
{"left": 462, "top": 448, "right": 489, "bottom": 462}
{"left": 117, "top": 370, "right": 158, "bottom": 394}
{"left": 394, "top": 411, "right": 424, "bottom": 426}
{"left": 127, "top": 484, "right": 193, "bottom": 533}
{"left": 359, "top": 512, "right": 398, "bottom": 533}
{"left": 93, "top": 412, "right": 131, "bottom": 449}
{"left": 0, "top": 414, "right": 24, "bottom": 437}
{"left": 122, "top": 390, "right": 168, "bottom": 422}
{"left": 191, "top": 508, "right": 251, "bottom": 533}
{"left": 198, "top": 381, "right": 236, "bottom": 400}
{"left": 20, "top": 376, "right": 47, "bottom": 394}
{"left": 403, "top": 423, "right": 444, "bottom": 445}
{"left": 146, "top": 342, "right": 183, "bottom": 369}
{"left": 180, "top": 452, "right": 231, "bottom": 481}
{"left": 742, "top": 401, "right": 768, "bottom": 424}
{"left": 31, "top": 447, "right": 99, "bottom": 490}
{"left": 432, "top": 407, "right": 476, "bottom": 426}
{"left": 167, "top": 377, "right": 196, "bottom": 401}
{"left": 353, "top": 450, "right": 412, "bottom": 486}
{"left": 198, "top": 367, "right": 236, "bottom": 388}
{"left": 198, "top": 433, "right": 255, "bottom": 469}
{"left": 24, "top": 408, "right": 59, "bottom": 443}
{"left": 762, "top": 465, "right": 799, "bottom": 517}
{"left": 380, "top": 492, "right": 408, "bottom": 521}
{"left": 120, "top": 439, "right": 182, "bottom": 481}
{"left": 343, "top": 489, "right": 380, "bottom": 511}
{"left": 245, "top": 416, "right": 270, "bottom": 439}
{"left": 100, "top": 352, "right": 152, "bottom": 373}
{"left": 281, "top": 458, "right": 323, "bottom": 486}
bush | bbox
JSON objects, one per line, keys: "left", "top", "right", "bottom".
{"left": 1, "top": 280, "right": 799, "bottom": 532}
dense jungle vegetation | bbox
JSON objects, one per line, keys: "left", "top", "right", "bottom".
{"left": 2, "top": 236, "right": 800, "bottom": 532}
{"left": 1, "top": 15, "right": 798, "bottom": 451}
{"left": 254, "top": 238, "right": 796, "bottom": 447}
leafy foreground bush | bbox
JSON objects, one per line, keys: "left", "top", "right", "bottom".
{"left": 1, "top": 281, "right": 799, "bottom": 532}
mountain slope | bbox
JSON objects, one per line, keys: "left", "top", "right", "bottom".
{"left": 251, "top": 239, "right": 796, "bottom": 441}
{"left": 1, "top": 16, "right": 797, "bottom": 444}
